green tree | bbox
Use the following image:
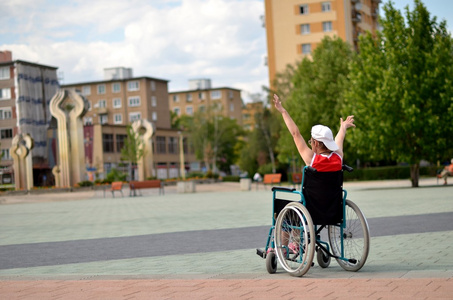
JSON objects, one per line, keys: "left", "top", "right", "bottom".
{"left": 343, "top": 0, "right": 453, "bottom": 187}
{"left": 178, "top": 105, "right": 243, "bottom": 174}
{"left": 276, "top": 36, "right": 355, "bottom": 166}
{"left": 120, "top": 125, "right": 145, "bottom": 180}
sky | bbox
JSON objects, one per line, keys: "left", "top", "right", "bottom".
{"left": 1, "top": 0, "right": 452, "bottom": 103}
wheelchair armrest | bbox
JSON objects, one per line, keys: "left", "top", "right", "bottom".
{"left": 271, "top": 187, "right": 295, "bottom": 192}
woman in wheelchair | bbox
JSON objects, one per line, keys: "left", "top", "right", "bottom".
{"left": 260, "top": 94, "right": 368, "bottom": 277}
{"left": 272, "top": 93, "right": 355, "bottom": 170}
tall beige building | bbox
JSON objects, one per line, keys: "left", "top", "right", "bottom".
{"left": 168, "top": 79, "right": 243, "bottom": 125}
{"left": 265, "top": 0, "right": 380, "bottom": 88}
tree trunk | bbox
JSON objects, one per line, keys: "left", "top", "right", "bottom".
{"left": 410, "top": 163, "right": 420, "bottom": 187}
{"left": 261, "top": 126, "right": 276, "bottom": 173}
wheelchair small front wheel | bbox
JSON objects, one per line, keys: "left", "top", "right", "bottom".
{"left": 316, "top": 248, "right": 331, "bottom": 268}
{"left": 274, "top": 202, "right": 315, "bottom": 277}
{"left": 266, "top": 251, "right": 277, "bottom": 274}
{"left": 328, "top": 199, "right": 370, "bottom": 272}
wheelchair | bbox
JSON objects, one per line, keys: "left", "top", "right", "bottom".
{"left": 257, "top": 165, "right": 370, "bottom": 277}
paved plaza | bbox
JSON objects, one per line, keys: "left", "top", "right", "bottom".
{"left": 0, "top": 178, "right": 452, "bottom": 299}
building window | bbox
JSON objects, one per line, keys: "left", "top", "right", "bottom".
{"left": 151, "top": 96, "right": 157, "bottom": 107}
{"left": 112, "top": 83, "right": 121, "bottom": 93}
{"left": 0, "top": 88, "right": 11, "bottom": 100}
{"left": 0, "top": 129, "right": 12, "bottom": 139}
{"left": 301, "top": 23, "right": 310, "bottom": 34}
{"left": 116, "top": 134, "right": 127, "bottom": 152}
{"left": 114, "top": 114, "right": 122, "bottom": 124}
{"left": 322, "top": 2, "right": 331, "bottom": 12}
{"left": 0, "top": 67, "right": 10, "bottom": 80}
{"left": 211, "top": 90, "right": 221, "bottom": 99}
{"left": 97, "top": 99, "right": 106, "bottom": 108}
{"left": 127, "top": 80, "right": 139, "bottom": 91}
{"left": 1, "top": 149, "right": 11, "bottom": 160}
{"left": 0, "top": 108, "right": 12, "bottom": 120}
{"left": 87, "top": 101, "right": 92, "bottom": 111}
{"left": 299, "top": 4, "right": 309, "bottom": 15}
{"left": 84, "top": 117, "right": 93, "bottom": 125}
{"left": 198, "top": 92, "right": 204, "bottom": 101}
{"left": 82, "top": 85, "right": 91, "bottom": 95}
{"left": 323, "top": 21, "right": 333, "bottom": 32}
{"left": 186, "top": 93, "right": 193, "bottom": 102}
{"left": 152, "top": 111, "right": 157, "bottom": 121}
{"left": 302, "top": 43, "right": 311, "bottom": 54}
{"left": 168, "top": 137, "right": 177, "bottom": 154}
{"left": 129, "top": 112, "right": 141, "bottom": 122}
{"left": 113, "top": 98, "right": 121, "bottom": 108}
{"left": 199, "top": 105, "right": 205, "bottom": 112}
{"left": 102, "top": 134, "right": 114, "bottom": 153}
{"left": 99, "top": 115, "right": 108, "bottom": 124}
{"left": 150, "top": 81, "right": 156, "bottom": 91}
{"left": 230, "top": 103, "right": 234, "bottom": 112}
{"left": 212, "top": 102, "right": 222, "bottom": 111}
{"left": 228, "top": 90, "right": 233, "bottom": 99}
{"left": 156, "top": 136, "right": 166, "bottom": 154}
{"left": 186, "top": 106, "right": 193, "bottom": 115}
{"left": 128, "top": 96, "right": 140, "bottom": 107}
{"left": 173, "top": 107, "right": 180, "bottom": 116}
{"left": 173, "top": 95, "right": 179, "bottom": 102}
{"left": 97, "top": 84, "right": 106, "bottom": 94}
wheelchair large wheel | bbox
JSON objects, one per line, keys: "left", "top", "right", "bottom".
{"left": 328, "top": 199, "right": 370, "bottom": 272}
{"left": 274, "top": 202, "right": 315, "bottom": 277}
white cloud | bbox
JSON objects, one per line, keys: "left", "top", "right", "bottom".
{"left": 0, "top": 0, "right": 268, "bottom": 100}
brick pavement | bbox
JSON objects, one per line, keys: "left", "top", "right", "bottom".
{"left": 0, "top": 178, "right": 452, "bottom": 299}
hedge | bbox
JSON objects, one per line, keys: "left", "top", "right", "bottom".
{"left": 343, "top": 165, "right": 438, "bottom": 181}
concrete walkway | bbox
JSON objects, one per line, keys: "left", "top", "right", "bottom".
{"left": 0, "top": 178, "right": 452, "bottom": 299}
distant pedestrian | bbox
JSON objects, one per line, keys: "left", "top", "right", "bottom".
{"left": 438, "top": 158, "right": 453, "bottom": 185}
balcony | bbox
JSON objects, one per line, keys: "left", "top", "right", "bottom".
{"left": 352, "top": 12, "right": 362, "bottom": 23}
{"left": 96, "top": 107, "right": 108, "bottom": 115}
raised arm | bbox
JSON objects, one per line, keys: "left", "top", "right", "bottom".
{"left": 273, "top": 94, "right": 313, "bottom": 165}
{"left": 334, "top": 115, "right": 355, "bottom": 158}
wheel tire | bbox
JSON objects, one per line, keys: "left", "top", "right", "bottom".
{"left": 328, "top": 199, "right": 370, "bottom": 272}
{"left": 316, "top": 248, "right": 331, "bottom": 268}
{"left": 266, "top": 251, "right": 277, "bottom": 274}
{"left": 274, "top": 202, "right": 315, "bottom": 277}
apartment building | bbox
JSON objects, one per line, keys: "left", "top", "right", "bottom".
{"left": 264, "top": 0, "right": 380, "bottom": 88}
{"left": 242, "top": 101, "right": 265, "bottom": 131}
{"left": 62, "top": 68, "right": 198, "bottom": 180}
{"left": 0, "top": 50, "right": 59, "bottom": 185}
{"left": 168, "top": 79, "right": 243, "bottom": 125}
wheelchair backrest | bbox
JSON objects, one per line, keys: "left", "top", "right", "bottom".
{"left": 302, "top": 167, "right": 344, "bottom": 225}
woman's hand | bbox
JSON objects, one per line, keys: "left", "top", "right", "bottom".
{"left": 341, "top": 115, "right": 356, "bottom": 130}
{"left": 273, "top": 94, "right": 286, "bottom": 113}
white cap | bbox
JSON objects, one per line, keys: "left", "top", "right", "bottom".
{"left": 311, "top": 125, "right": 339, "bottom": 151}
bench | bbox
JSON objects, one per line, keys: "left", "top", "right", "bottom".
{"left": 437, "top": 170, "right": 453, "bottom": 185}
{"left": 291, "top": 173, "right": 302, "bottom": 189}
{"left": 129, "top": 180, "right": 164, "bottom": 196}
{"left": 257, "top": 173, "right": 282, "bottom": 190}
{"left": 111, "top": 181, "right": 124, "bottom": 197}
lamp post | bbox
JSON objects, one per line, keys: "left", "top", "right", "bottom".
{"left": 178, "top": 130, "right": 185, "bottom": 180}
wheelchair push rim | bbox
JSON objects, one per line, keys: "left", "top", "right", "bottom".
{"left": 274, "top": 202, "right": 315, "bottom": 277}
{"left": 328, "top": 199, "right": 370, "bottom": 272}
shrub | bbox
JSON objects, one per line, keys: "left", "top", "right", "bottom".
{"left": 223, "top": 175, "right": 240, "bottom": 182}
{"left": 343, "top": 165, "right": 438, "bottom": 181}
{"left": 187, "top": 171, "right": 204, "bottom": 178}
{"left": 105, "top": 168, "right": 127, "bottom": 183}
{"left": 205, "top": 171, "right": 219, "bottom": 179}
{"left": 77, "top": 180, "right": 94, "bottom": 187}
